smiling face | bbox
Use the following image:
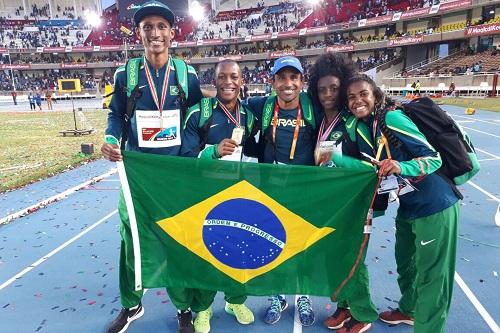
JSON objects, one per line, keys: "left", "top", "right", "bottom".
{"left": 136, "top": 15, "right": 175, "bottom": 56}
{"left": 215, "top": 61, "right": 243, "bottom": 104}
{"left": 272, "top": 68, "right": 303, "bottom": 109}
{"left": 317, "top": 75, "right": 341, "bottom": 113}
{"left": 347, "top": 80, "right": 377, "bottom": 119}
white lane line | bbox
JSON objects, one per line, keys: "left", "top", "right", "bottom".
{"left": 0, "top": 210, "right": 118, "bottom": 291}
{"left": 467, "top": 181, "right": 500, "bottom": 204}
{"left": 478, "top": 158, "right": 500, "bottom": 162}
{"left": 455, "top": 120, "right": 476, "bottom": 124}
{"left": 475, "top": 148, "right": 500, "bottom": 160}
{"left": 461, "top": 126, "right": 500, "bottom": 139}
{"left": 455, "top": 272, "right": 500, "bottom": 333}
{"left": 0, "top": 168, "right": 117, "bottom": 225}
{"left": 293, "top": 295, "right": 302, "bottom": 333}
{"left": 452, "top": 114, "right": 500, "bottom": 126}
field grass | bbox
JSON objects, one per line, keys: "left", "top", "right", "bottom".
{"left": 433, "top": 97, "right": 500, "bottom": 112}
{"left": 0, "top": 110, "right": 108, "bottom": 192}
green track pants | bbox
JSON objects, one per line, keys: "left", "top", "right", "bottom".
{"left": 336, "top": 250, "right": 378, "bottom": 323}
{"left": 395, "top": 202, "right": 459, "bottom": 333}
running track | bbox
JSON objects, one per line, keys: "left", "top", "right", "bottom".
{"left": 0, "top": 104, "right": 499, "bottom": 333}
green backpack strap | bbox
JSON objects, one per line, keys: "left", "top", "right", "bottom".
{"left": 171, "top": 58, "right": 188, "bottom": 100}
{"left": 126, "top": 57, "right": 142, "bottom": 98}
{"left": 241, "top": 103, "right": 254, "bottom": 135}
{"left": 261, "top": 93, "right": 315, "bottom": 132}
{"left": 262, "top": 95, "right": 276, "bottom": 133}
{"left": 299, "top": 92, "right": 315, "bottom": 129}
{"left": 198, "top": 97, "right": 215, "bottom": 128}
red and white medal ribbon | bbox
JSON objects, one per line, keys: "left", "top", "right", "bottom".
{"left": 143, "top": 56, "right": 171, "bottom": 130}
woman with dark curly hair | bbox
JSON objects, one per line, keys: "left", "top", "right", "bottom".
{"left": 307, "top": 52, "right": 356, "bottom": 165}
{"left": 332, "top": 74, "right": 460, "bottom": 333}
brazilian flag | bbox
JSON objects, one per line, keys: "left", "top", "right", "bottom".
{"left": 121, "top": 151, "right": 377, "bottom": 297}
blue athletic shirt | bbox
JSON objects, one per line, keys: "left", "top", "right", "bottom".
{"left": 181, "top": 99, "right": 252, "bottom": 158}
{"left": 243, "top": 96, "right": 317, "bottom": 165}
{"left": 105, "top": 58, "right": 203, "bottom": 156}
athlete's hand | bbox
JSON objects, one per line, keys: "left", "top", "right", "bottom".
{"left": 101, "top": 143, "right": 122, "bottom": 162}
{"left": 217, "top": 139, "right": 238, "bottom": 157}
{"left": 376, "top": 159, "right": 401, "bottom": 176}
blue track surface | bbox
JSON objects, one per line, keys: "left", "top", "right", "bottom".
{"left": 0, "top": 105, "right": 499, "bottom": 333}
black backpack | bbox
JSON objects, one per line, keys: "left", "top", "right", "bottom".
{"left": 399, "top": 97, "right": 479, "bottom": 186}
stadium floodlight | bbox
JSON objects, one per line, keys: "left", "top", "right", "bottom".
{"left": 190, "top": 1, "right": 205, "bottom": 22}
{"left": 84, "top": 10, "right": 102, "bottom": 28}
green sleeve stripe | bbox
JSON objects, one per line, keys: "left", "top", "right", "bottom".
{"left": 387, "top": 124, "right": 435, "bottom": 151}
{"left": 199, "top": 145, "right": 218, "bottom": 159}
{"left": 104, "top": 135, "right": 120, "bottom": 145}
{"left": 357, "top": 129, "right": 374, "bottom": 150}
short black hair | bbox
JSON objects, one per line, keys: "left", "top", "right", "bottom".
{"left": 307, "top": 53, "right": 357, "bottom": 110}
{"left": 215, "top": 59, "right": 242, "bottom": 77}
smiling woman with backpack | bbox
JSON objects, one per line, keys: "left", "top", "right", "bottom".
{"left": 334, "top": 74, "right": 461, "bottom": 333}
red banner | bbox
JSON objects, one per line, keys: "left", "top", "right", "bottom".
{"left": 100, "top": 45, "right": 122, "bottom": 51}
{"left": 388, "top": 36, "right": 424, "bottom": 47}
{"left": 43, "top": 47, "right": 65, "bottom": 53}
{"left": 0, "top": 19, "right": 36, "bottom": 26}
{"left": 326, "top": 44, "right": 355, "bottom": 53}
{"left": 367, "top": 15, "right": 392, "bottom": 26}
{"left": 278, "top": 30, "right": 299, "bottom": 38}
{"left": 202, "top": 39, "right": 224, "bottom": 46}
{"left": 218, "top": 55, "right": 243, "bottom": 61}
{"left": 0, "top": 64, "right": 31, "bottom": 70}
{"left": 269, "top": 50, "right": 296, "bottom": 59}
{"left": 177, "top": 41, "right": 197, "bottom": 47}
{"left": 61, "top": 63, "right": 88, "bottom": 69}
{"left": 439, "top": 0, "right": 472, "bottom": 12}
{"left": 305, "top": 26, "right": 328, "bottom": 35}
{"left": 0, "top": 48, "right": 7, "bottom": 53}
{"left": 401, "top": 8, "right": 429, "bottom": 19}
{"left": 465, "top": 23, "right": 500, "bottom": 37}
{"left": 72, "top": 46, "right": 94, "bottom": 52}
{"left": 217, "top": 8, "right": 258, "bottom": 20}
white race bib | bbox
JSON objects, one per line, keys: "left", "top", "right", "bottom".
{"left": 136, "top": 110, "right": 181, "bottom": 148}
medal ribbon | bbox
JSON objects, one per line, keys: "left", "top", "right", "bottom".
{"left": 316, "top": 112, "right": 341, "bottom": 147}
{"left": 143, "top": 56, "right": 171, "bottom": 130}
{"left": 217, "top": 98, "right": 240, "bottom": 127}
{"left": 272, "top": 101, "right": 302, "bottom": 160}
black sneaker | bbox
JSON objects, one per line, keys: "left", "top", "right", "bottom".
{"left": 177, "top": 310, "right": 195, "bottom": 333}
{"left": 106, "top": 303, "right": 144, "bottom": 333}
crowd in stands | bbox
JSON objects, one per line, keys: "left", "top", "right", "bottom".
{"left": 187, "top": 1, "right": 309, "bottom": 41}
{"left": 0, "top": 24, "right": 89, "bottom": 48}
{"left": 197, "top": 50, "right": 394, "bottom": 85}
{"left": 0, "top": 70, "right": 97, "bottom": 91}
{"left": 400, "top": 48, "right": 500, "bottom": 77}
{"left": 1, "top": 4, "right": 87, "bottom": 20}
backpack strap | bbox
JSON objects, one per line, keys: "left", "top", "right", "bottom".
{"left": 126, "top": 57, "right": 141, "bottom": 98}
{"left": 299, "top": 92, "right": 315, "bottom": 130}
{"left": 198, "top": 97, "right": 214, "bottom": 128}
{"left": 262, "top": 95, "right": 276, "bottom": 133}
{"left": 241, "top": 103, "right": 254, "bottom": 136}
{"left": 171, "top": 58, "right": 189, "bottom": 118}
{"left": 122, "top": 57, "right": 143, "bottom": 150}
{"left": 261, "top": 93, "right": 315, "bottom": 133}
{"left": 171, "top": 58, "right": 188, "bottom": 99}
